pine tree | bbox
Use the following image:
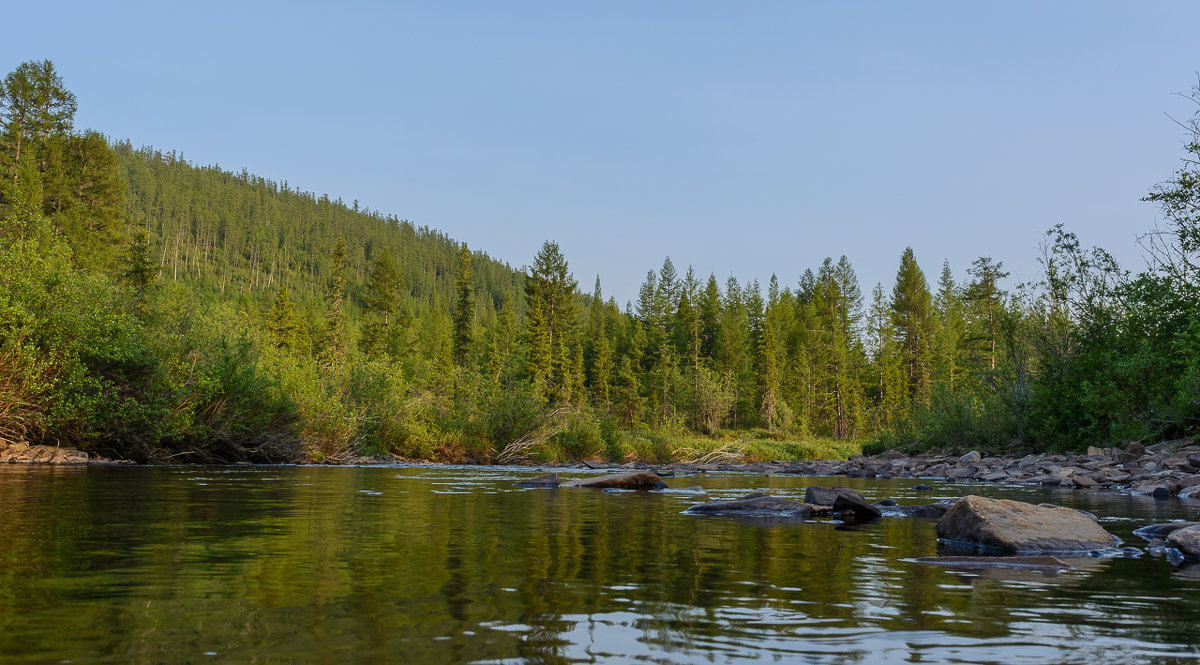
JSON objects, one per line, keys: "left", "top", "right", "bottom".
{"left": 616, "top": 356, "right": 642, "bottom": 426}
{"left": 121, "top": 226, "right": 158, "bottom": 303}
{"left": 699, "top": 274, "right": 722, "bottom": 359}
{"left": 268, "top": 284, "right": 299, "bottom": 350}
{"left": 452, "top": 244, "right": 474, "bottom": 366}
{"left": 592, "top": 327, "right": 614, "bottom": 410}
{"left": 757, "top": 309, "right": 785, "bottom": 430}
{"left": 524, "top": 241, "right": 577, "bottom": 403}
{"left": 488, "top": 302, "right": 517, "bottom": 390}
{"left": 814, "top": 257, "right": 858, "bottom": 438}
{"left": 362, "top": 247, "right": 406, "bottom": 358}
{"left": 891, "top": 247, "right": 933, "bottom": 405}
{"left": 526, "top": 302, "right": 552, "bottom": 401}
{"left": 868, "top": 282, "right": 906, "bottom": 430}
{"left": 570, "top": 343, "right": 586, "bottom": 406}
{"left": 931, "top": 260, "right": 965, "bottom": 391}
{"left": 0, "top": 60, "right": 77, "bottom": 193}
{"left": 322, "top": 236, "right": 349, "bottom": 365}
{"left": 965, "top": 257, "right": 1010, "bottom": 371}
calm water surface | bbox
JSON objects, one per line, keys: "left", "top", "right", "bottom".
{"left": 2, "top": 465, "right": 1200, "bottom": 664}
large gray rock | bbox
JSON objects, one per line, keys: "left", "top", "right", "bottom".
{"left": 804, "top": 485, "right": 866, "bottom": 507}
{"left": 1131, "top": 478, "right": 1180, "bottom": 498}
{"left": 936, "top": 495, "right": 1120, "bottom": 555}
{"left": 562, "top": 471, "right": 667, "bottom": 490}
{"left": 1167, "top": 525, "right": 1200, "bottom": 560}
{"left": 686, "top": 492, "right": 825, "bottom": 518}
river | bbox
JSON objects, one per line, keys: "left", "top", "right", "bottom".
{"left": 2, "top": 464, "right": 1199, "bottom": 664}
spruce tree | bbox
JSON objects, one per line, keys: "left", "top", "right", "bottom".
{"left": 362, "top": 247, "right": 406, "bottom": 357}
{"left": 965, "top": 257, "right": 1010, "bottom": 371}
{"left": 0, "top": 60, "right": 77, "bottom": 193}
{"left": 322, "top": 236, "right": 348, "bottom": 365}
{"left": 891, "top": 247, "right": 933, "bottom": 405}
{"left": 524, "top": 241, "right": 576, "bottom": 402}
{"left": 931, "top": 260, "right": 965, "bottom": 391}
{"left": 452, "top": 244, "right": 474, "bottom": 366}
{"left": 268, "top": 284, "right": 299, "bottom": 350}
{"left": 868, "top": 282, "right": 906, "bottom": 430}
{"left": 699, "top": 274, "right": 722, "bottom": 359}
{"left": 121, "top": 226, "right": 158, "bottom": 303}
{"left": 592, "top": 326, "right": 614, "bottom": 410}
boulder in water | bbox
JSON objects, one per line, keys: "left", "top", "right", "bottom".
{"left": 562, "top": 471, "right": 667, "bottom": 490}
{"left": 686, "top": 492, "right": 825, "bottom": 518}
{"left": 515, "top": 473, "right": 559, "bottom": 488}
{"left": 833, "top": 493, "right": 882, "bottom": 522}
{"left": 936, "top": 495, "right": 1120, "bottom": 555}
{"left": 805, "top": 485, "right": 867, "bottom": 507}
{"left": 1167, "top": 525, "right": 1200, "bottom": 560}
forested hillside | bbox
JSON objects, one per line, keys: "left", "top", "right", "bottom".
{"left": 2, "top": 58, "right": 1198, "bottom": 464}
{"left": 115, "top": 142, "right": 526, "bottom": 318}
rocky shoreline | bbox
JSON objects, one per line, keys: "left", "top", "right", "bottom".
{"left": 616, "top": 438, "right": 1200, "bottom": 499}
{"left": 4, "top": 437, "right": 1200, "bottom": 501}
{"left": 0, "top": 441, "right": 126, "bottom": 465}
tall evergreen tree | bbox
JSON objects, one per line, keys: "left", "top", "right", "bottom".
{"left": 268, "top": 284, "right": 299, "bottom": 350}
{"left": 868, "top": 282, "right": 906, "bottom": 430}
{"left": 891, "top": 247, "right": 933, "bottom": 405}
{"left": 964, "top": 257, "right": 1010, "bottom": 370}
{"left": 121, "top": 225, "right": 158, "bottom": 302}
{"left": 591, "top": 325, "right": 614, "bottom": 410}
{"left": 322, "top": 236, "right": 349, "bottom": 365}
{"left": 452, "top": 244, "right": 475, "bottom": 366}
{"left": 931, "top": 260, "right": 965, "bottom": 391}
{"left": 0, "top": 60, "right": 77, "bottom": 193}
{"left": 524, "top": 241, "right": 577, "bottom": 403}
{"left": 362, "top": 247, "right": 406, "bottom": 357}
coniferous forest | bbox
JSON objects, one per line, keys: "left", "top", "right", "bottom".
{"left": 2, "top": 59, "right": 1199, "bottom": 464}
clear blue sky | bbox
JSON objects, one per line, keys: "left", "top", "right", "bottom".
{"left": 6, "top": 1, "right": 1200, "bottom": 304}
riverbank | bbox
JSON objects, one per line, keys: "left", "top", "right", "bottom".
{"left": 633, "top": 438, "right": 1200, "bottom": 498}
{"left": 6, "top": 436, "right": 1198, "bottom": 499}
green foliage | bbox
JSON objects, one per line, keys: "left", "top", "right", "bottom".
{"left": 8, "top": 58, "right": 1200, "bottom": 464}
{"left": 452, "top": 244, "right": 474, "bottom": 366}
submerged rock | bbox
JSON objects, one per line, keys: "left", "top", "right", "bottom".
{"left": 515, "top": 473, "right": 559, "bottom": 488}
{"left": 936, "top": 495, "right": 1120, "bottom": 555}
{"left": 562, "top": 471, "right": 667, "bottom": 490}
{"left": 685, "top": 491, "right": 825, "bottom": 518}
{"left": 1134, "top": 522, "right": 1200, "bottom": 541}
{"left": 881, "top": 502, "right": 954, "bottom": 519}
{"left": 915, "top": 555, "right": 1073, "bottom": 573}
